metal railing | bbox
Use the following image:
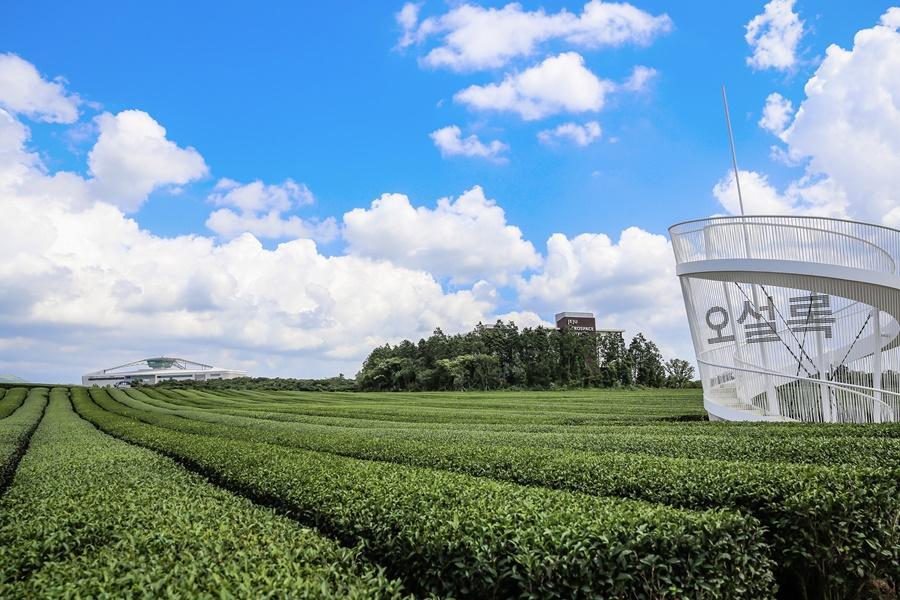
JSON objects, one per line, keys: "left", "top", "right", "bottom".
{"left": 670, "top": 215, "right": 900, "bottom": 274}
{"left": 699, "top": 357, "right": 897, "bottom": 423}
{"left": 673, "top": 215, "right": 900, "bottom": 423}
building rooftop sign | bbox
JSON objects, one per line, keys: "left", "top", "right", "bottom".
{"left": 555, "top": 312, "right": 597, "bottom": 333}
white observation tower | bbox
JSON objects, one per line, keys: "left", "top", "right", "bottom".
{"left": 671, "top": 86, "right": 900, "bottom": 423}
{"left": 671, "top": 215, "right": 900, "bottom": 423}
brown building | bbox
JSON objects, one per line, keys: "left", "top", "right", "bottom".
{"left": 555, "top": 312, "right": 597, "bottom": 333}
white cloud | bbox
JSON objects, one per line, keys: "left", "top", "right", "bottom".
{"left": 620, "top": 65, "right": 657, "bottom": 92}
{"left": 0, "top": 108, "right": 95, "bottom": 213}
{"left": 566, "top": 1, "right": 673, "bottom": 47}
{"left": 206, "top": 179, "right": 334, "bottom": 242}
{"left": 210, "top": 178, "right": 314, "bottom": 212}
{"left": 430, "top": 125, "right": 508, "bottom": 160}
{"left": 0, "top": 54, "right": 702, "bottom": 387}
{"left": 396, "top": 2, "right": 423, "bottom": 48}
{"left": 0, "top": 217, "right": 492, "bottom": 375}
{"left": 455, "top": 52, "right": 612, "bottom": 120}
{"left": 492, "top": 310, "right": 554, "bottom": 329}
{"left": 205, "top": 209, "right": 338, "bottom": 242}
{"left": 758, "top": 92, "right": 794, "bottom": 137}
{"left": 343, "top": 186, "right": 541, "bottom": 284}
{"left": 736, "top": 10, "right": 900, "bottom": 226}
{"left": 883, "top": 7, "right": 900, "bottom": 29}
{"left": 0, "top": 108, "right": 496, "bottom": 381}
{"left": 0, "top": 109, "right": 38, "bottom": 171}
{"left": 538, "top": 121, "right": 602, "bottom": 146}
{"left": 88, "top": 110, "right": 208, "bottom": 211}
{"left": 404, "top": 1, "right": 672, "bottom": 72}
{"left": 720, "top": 10, "right": 900, "bottom": 227}
{"left": 518, "top": 227, "right": 691, "bottom": 361}
{"left": 745, "top": 0, "right": 804, "bottom": 71}
{"left": 711, "top": 169, "right": 847, "bottom": 217}
{"left": 768, "top": 144, "right": 803, "bottom": 166}
{"left": 0, "top": 53, "right": 80, "bottom": 123}
{"left": 0, "top": 53, "right": 700, "bottom": 384}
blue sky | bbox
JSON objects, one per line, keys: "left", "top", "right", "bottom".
{"left": 4, "top": 0, "right": 886, "bottom": 239}
{"left": 2, "top": 1, "right": 899, "bottom": 382}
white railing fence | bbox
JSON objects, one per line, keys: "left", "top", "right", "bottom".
{"left": 672, "top": 215, "right": 900, "bottom": 423}
{"left": 699, "top": 357, "right": 897, "bottom": 424}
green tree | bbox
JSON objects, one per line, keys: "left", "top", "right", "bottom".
{"left": 664, "top": 358, "right": 695, "bottom": 388}
{"left": 628, "top": 333, "right": 665, "bottom": 387}
{"left": 598, "top": 332, "right": 629, "bottom": 387}
{"left": 356, "top": 322, "right": 675, "bottom": 391}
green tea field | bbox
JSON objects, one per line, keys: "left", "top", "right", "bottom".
{"left": 0, "top": 385, "right": 897, "bottom": 598}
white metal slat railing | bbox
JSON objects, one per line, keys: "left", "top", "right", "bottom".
{"left": 671, "top": 215, "right": 900, "bottom": 423}
{"left": 700, "top": 357, "right": 896, "bottom": 423}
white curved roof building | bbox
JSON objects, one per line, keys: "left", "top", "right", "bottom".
{"left": 671, "top": 215, "right": 900, "bottom": 423}
{"left": 82, "top": 357, "right": 246, "bottom": 387}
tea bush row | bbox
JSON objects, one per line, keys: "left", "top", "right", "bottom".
{"left": 0, "top": 388, "right": 47, "bottom": 492}
{"left": 143, "top": 387, "right": 900, "bottom": 439}
{"left": 0, "top": 391, "right": 405, "bottom": 598}
{"left": 74, "top": 388, "right": 777, "bottom": 599}
{"left": 101, "top": 388, "right": 899, "bottom": 597}
{"left": 0, "top": 388, "right": 26, "bottom": 420}
{"left": 150, "top": 387, "right": 700, "bottom": 422}
{"left": 123, "top": 388, "right": 900, "bottom": 470}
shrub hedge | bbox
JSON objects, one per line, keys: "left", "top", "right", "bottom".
{"left": 0, "top": 388, "right": 26, "bottom": 420}
{"left": 0, "top": 388, "right": 47, "bottom": 493}
{"left": 74, "top": 387, "right": 777, "bottom": 599}
{"left": 141, "top": 387, "right": 900, "bottom": 438}
{"left": 99, "top": 387, "right": 900, "bottom": 598}
{"left": 0, "top": 390, "right": 406, "bottom": 598}
{"left": 120, "top": 388, "right": 900, "bottom": 470}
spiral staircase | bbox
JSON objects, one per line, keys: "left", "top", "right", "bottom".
{"left": 670, "top": 216, "right": 900, "bottom": 423}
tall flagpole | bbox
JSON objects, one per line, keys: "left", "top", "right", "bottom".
{"left": 721, "top": 84, "right": 746, "bottom": 216}
{"left": 722, "top": 83, "right": 779, "bottom": 415}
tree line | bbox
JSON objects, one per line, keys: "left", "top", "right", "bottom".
{"left": 356, "top": 321, "right": 696, "bottom": 392}
{"left": 153, "top": 375, "right": 357, "bottom": 392}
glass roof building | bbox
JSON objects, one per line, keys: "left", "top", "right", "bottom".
{"left": 82, "top": 357, "right": 246, "bottom": 387}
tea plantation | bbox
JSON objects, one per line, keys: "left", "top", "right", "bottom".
{"left": 0, "top": 385, "right": 897, "bottom": 598}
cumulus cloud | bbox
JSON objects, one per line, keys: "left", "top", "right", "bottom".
{"left": 400, "top": 1, "right": 672, "bottom": 71}
{"left": 758, "top": 92, "right": 794, "bottom": 137}
{"left": 517, "top": 227, "right": 691, "bottom": 360}
{"left": 0, "top": 109, "right": 38, "bottom": 170}
{"left": 745, "top": 0, "right": 804, "bottom": 71}
{"left": 777, "top": 11, "right": 900, "bottom": 226}
{"left": 396, "top": 2, "right": 422, "bottom": 48}
{"left": 883, "top": 7, "right": 900, "bottom": 29}
{"left": 0, "top": 107, "right": 96, "bottom": 212}
{"left": 739, "top": 10, "right": 900, "bottom": 226}
{"left": 538, "top": 121, "right": 601, "bottom": 146}
{"left": 205, "top": 209, "right": 338, "bottom": 242}
{"left": 0, "top": 108, "right": 496, "bottom": 381}
{"left": 210, "top": 178, "right": 314, "bottom": 212}
{"left": 0, "top": 53, "right": 697, "bottom": 382}
{"left": 204, "top": 178, "right": 336, "bottom": 242}
{"left": 567, "top": 1, "right": 673, "bottom": 47}
{"left": 620, "top": 65, "right": 657, "bottom": 92}
{"left": 88, "top": 110, "right": 208, "bottom": 211}
{"left": 0, "top": 53, "right": 80, "bottom": 123}
{"left": 455, "top": 52, "right": 612, "bottom": 120}
{"left": 712, "top": 169, "right": 847, "bottom": 217}
{"left": 343, "top": 186, "right": 541, "bottom": 284}
{"left": 430, "top": 125, "right": 508, "bottom": 160}
{"left": 492, "top": 310, "right": 554, "bottom": 329}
